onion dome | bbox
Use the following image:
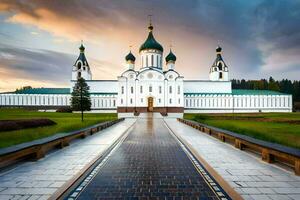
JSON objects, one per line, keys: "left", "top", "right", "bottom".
{"left": 139, "top": 24, "right": 163, "bottom": 52}
{"left": 125, "top": 51, "right": 136, "bottom": 62}
{"left": 165, "top": 50, "right": 176, "bottom": 62}
{"left": 216, "top": 46, "right": 222, "bottom": 54}
{"left": 75, "top": 42, "right": 89, "bottom": 66}
{"left": 79, "top": 43, "right": 85, "bottom": 53}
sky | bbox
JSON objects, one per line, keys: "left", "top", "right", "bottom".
{"left": 0, "top": 0, "right": 299, "bottom": 92}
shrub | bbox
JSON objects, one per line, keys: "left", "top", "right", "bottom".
{"left": 56, "top": 107, "right": 73, "bottom": 113}
{"left": 0, "top": 119, "right": 56, "bottom": 132}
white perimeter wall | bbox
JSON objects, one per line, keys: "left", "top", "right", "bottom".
{"left": 184, "top": 94, "right": 293, "bottom": 113}
{"left": 0, "top": 94, "right": 117, "bottom": 110}
{"left": 183, "top": 80, "right": 232, "bottom": 94}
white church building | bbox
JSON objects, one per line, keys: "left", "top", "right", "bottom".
{"left": 0, "top": 22, "right": 293, "bottom": 115}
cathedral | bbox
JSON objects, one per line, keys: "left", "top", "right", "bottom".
{"left": 0, "top": 22, "right": 293, "bottom": 116}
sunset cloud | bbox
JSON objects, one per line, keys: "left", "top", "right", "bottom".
{"left": 0, "top": 0, "right": 299, "bottom": 92}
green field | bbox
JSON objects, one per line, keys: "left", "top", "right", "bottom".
{"left": 0, "top": 109, "right": 117, "bottom": 148}
{"left": 184, "top": 113, "right": 300, "bottom": 149}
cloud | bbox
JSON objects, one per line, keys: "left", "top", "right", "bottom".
{"left": 0, "top": 43, "right": 119, "bottom": 92}
{"left": 0, "top": 0, "right": 299, "bottom": 86}
{"left": 0, "top": 44, "right": 73, "bottom": 81}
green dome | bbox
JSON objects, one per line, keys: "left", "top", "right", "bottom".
{"left": 139, "top": 25, "right": 163, "bottom": 52}
{"left": 125, "top": 51, "right": 136, "bottom": 62}
{"left": 165, "top": 50, "right": 176, "bottom": 62}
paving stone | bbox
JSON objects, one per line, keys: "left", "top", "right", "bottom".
{"left": 272, "top": 188, "right": 300, "bottom": 194}
{"left": 165, "top": 118, "right": 300, "bottom": 200}
{"left": 268, "top": 194, "right": 293, "bottom": 200}
{"left": 241, "top": 194, "right": 254, "bottom": 200}
{"left": 49, "top": 181, "right": 65, "bottom": 188}
{"left": 250, "top": 194, "right": 272, "bottom": 200}
{"left": 288, "top": 194, "right": 300, "bottom": 200}
{"left": 241, "top": 188, "right": 261, "bottom": 194}
{"left": 258, "top": 188, "right": 276, "bottom": 194}
{"left": 27, "top": 195, "right": 41, "bottom": 200}
{"left": 0, "top": 195, "right": 14, "bottom": 200}
{"left": 76, "top": 118, "right": 222, "bottom": 199}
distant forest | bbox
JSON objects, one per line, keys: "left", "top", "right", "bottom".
{"left": 232, "top": 77, "right": 300, "bottom": 103}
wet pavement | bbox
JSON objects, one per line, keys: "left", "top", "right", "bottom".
{"left": 73, "top": 116, "right": 226, "bottom": 199}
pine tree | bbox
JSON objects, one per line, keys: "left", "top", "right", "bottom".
{"left": 268, "top": 76, "right": 280, "bottom": 91}
{"left": 71, "top": 78, "right": 91, "bottom": 112}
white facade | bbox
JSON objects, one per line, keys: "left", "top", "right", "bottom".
{"left": 0, "top": 23, "right": 293, "bottom": 113}
{"left": 117, "top": 68, "right": 184, "bottom": 110}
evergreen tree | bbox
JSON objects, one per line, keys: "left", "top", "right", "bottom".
{"left": 268, "top": 76, "right": 280, "bottom": 91}
{"left": 71, "top": 78, "right": 91, "bottom": 112}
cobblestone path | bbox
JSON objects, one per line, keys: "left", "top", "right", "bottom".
{"left": 74, "top": 118, "right": 225, "bottom": 199}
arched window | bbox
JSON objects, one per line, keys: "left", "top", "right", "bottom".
{"left": 121, "top": 86, "right": 124, "bottom": 94}
{"left": 160, "top": 56, "right": 162, "bottom": 67}
{"left": 149, "top": 86, "right": 152, "bottom": 92}
{"left": 169, "top": 98, "right": 172, "bottom": 104}
{"left": 218, "top": 62, "right": 223, "bottom": 70}
{"left": 159, "top": 86, "right": 162, "bottom": 94}
{"left": 78, "top": 72, "right": 81, "bottom": 78}
{"left": 146, "top": 56, "right": 148, "bottom": 67}
{"left": 77, "top": 62, "right": 81, "bottom": 70}
{"left": 140, "top": 86, "right": 143, "bottom": 93}
{"left": 169, "top": 86, "right": 172, "bottom": 94}
{"left": 219, "top": 72, "right": 223, "bottom": 79}
{"left": 156, "top": 55, "right": 159, "bottom": 67}
{"left": 131, "top": 86, "right": 134, "bottom": 94}
{"left": 151, "top": 55, "right": 154, "bottom": 66}
{"left": 178, "top": 86, "right": 180, "bottom": 94}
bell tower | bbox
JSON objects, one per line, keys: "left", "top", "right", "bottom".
{"left": 209, "top": 46, "right": 229, "bottom": 81}
{"left": 72, "top": 41, "right": 92, "bottom": 80}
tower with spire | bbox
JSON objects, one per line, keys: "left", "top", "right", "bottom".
{"left": 72, "top": 42, "right": 92, "bottom": 81}
{"left": 209, "top": 46, "right": 229, "bottom": 81}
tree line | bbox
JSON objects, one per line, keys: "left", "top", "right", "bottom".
{"left": 232, "top": 77, "right": 300, "bottom": 102}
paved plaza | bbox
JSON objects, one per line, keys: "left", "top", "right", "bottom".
{"left": 165, "top": 118, "right": 300, "bottom": 200}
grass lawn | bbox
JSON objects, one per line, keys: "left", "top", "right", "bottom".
{"left": 184, "top": 113, "right": 300, "bottom": 149}
{"left": 0, "top": 108, "right": 117, "bottom": 148}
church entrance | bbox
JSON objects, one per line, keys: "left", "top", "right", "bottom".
{"left": 147, "top": 97, "right": 153, "bottom": 112}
